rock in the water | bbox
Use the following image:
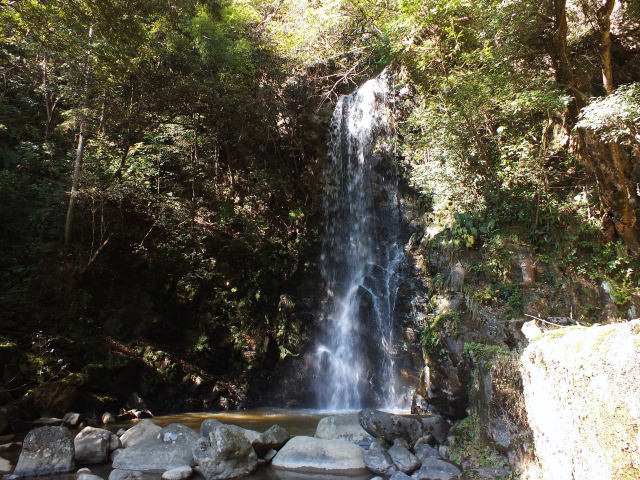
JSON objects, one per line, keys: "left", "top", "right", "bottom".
{"left": 102, "top": 413, "right": 115, "bottom": 425}
{"left": 199, "top": 418, "right": 223, "bottom": 435}
{"left": 359, "top": 409, "right": 422, "bottom": 445}
{"left": 120, "top": 419, "right": 162, "bottom": 448}
{"left": 388, "top": 439, "right": 420, "bottom": 474}
{"left": 192, "top": 424, "right": 258, "bottom": 480}
{"left": 411, "top": 458, "right": 461, "bottom": 480}
{"left": 13, "top": 426, "right": 75, "bottom": 476}
{"left": 62, "top": 412, "right": 83, "bottom": 428}
{"left": 390, "top": 471, "right": 412, "bottom": 480}
{"left": 271, "top": 436, "right": 366, "bottom": 474}
{"left": 0, "top": 457, "right": 12, "bottom": 473}
{"left": 112, "top": 441, "right": 194, "bottom": 472}
{"left": 108, "top": 469, "right": 144, "bottom": 480}
{"left": 157, "top": 424, "right": 199, "bottom": 446}
{"left": 315, "top": 415, "right": 374, "bottom": 448}
{"left": 521, "top": 320, "right": 640, "bottom": 480}
{"left": 252, "top": 424, "right": 290, "bottom": 457}
{"left": 75, "top": 426, "right": 113, "bottom": 465}
{"left": 420, "top": 416, "right": 449, "bottom": 444}
{"left": 263, "top": 449, "right": 277, "bottom": 463}
{"left": 363, "top": 439, "right": 395, "bottom": 476}
{"left": 77, "top": 474, "right": 104, "bottom": 480}
{"left": 31, "top": 417, "right": 63, "bottom": 427}
{"left": 200, "top": 419, "right": 260, "bottom": 445}
{"left": 161, "top": 465, "right": 193, "bottom": 480}
{"left": 413, "top": 437, "right": 439, "bottom": 462}
{"left": 109, "top": 433, "right": 121, "bottom": 451}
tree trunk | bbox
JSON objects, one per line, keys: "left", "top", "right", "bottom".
{"left": 42, "top": 55, "right": 51, "bottom": 139}
{"left": 546, "top": 0, "right": 639, "bottom": 255}
{"left": 64, "top": 25, "right": 93, "bottom": 249}
{"left": 579, "top": 131, "right": 639, "bottom": 254}
{"left": 597, "top": 0, "right": 616, "bottom": 95}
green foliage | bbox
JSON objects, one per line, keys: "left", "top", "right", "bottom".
{"left": 449, "top": 414, "right": 510, "bottom": 473}
{"left": 610, "top": 278, "right": 634, "bottom": 307}
{"left": 421, "top": 310, "right": 461, "bottom": 357}
{"left": 576, "top": 83, "right": 640, "bottom": 146}
{"left": 463, "top": 342, "right": 509, "bottom": 362}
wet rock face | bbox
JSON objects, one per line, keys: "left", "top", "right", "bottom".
{"left": 14, "top": 426, "right": 75, "bottom": 476}
{"left": 521, "top": 320, "right": 640, "bottom": 480}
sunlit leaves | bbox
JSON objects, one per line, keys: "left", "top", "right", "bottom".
{"left": 576, "top": 83, "right": 640, "bottom": 146}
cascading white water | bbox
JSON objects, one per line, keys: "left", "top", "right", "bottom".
{"left": 313, "top": 74, "right": 405, "bottom": 411}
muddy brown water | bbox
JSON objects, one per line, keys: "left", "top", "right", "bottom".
{"left": 3, "top": 409, "right": 374, "bottom": 480}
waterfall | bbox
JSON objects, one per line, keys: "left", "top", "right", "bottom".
{"left": 313, "top": 74, "right": 405, "bottom": 411}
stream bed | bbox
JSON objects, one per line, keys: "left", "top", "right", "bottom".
{"left": 3, "top": 409, "right": 376, "bottom": 480}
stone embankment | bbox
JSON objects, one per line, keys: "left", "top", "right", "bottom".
{"left": 0, "top": 408, "right": 519, "bottom": 480}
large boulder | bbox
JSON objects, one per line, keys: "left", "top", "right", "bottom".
{"left": 111, "top": 442, "right": 194, "bottom": 472}
{"left": 62, "top": 412, "right": 83, "bottom": 428}
{"left": 419, "top": 416, "right": 449, "bottom": 444}
{"left": 200, "top": 418, "right": 260, "bottom": 444}
{"left": 390, "top": 472, "right": 412, "bottom": 480}
{"left": 252, "top": 424, "right": 290, "bottom": 457}
{"left": 157, "top": 423, "right": 199, "bottom": 446}
{"left": 315, "top": 414, "right": 374, "bottom": 447}
{"left": 13, "top": 426, "right": 75, "bottom": 476}
{"left": 363, "top": 439, "right": 396, "bottom": 476}
{"left": 271, "top": 436, "right": 366, "bottom": 474}
{"left": 521, "top": 321, "right": 640, "bottom": 480}
{"left": 108, "top": 469, "right": 144, "bottom": 480}
{"left": 75, "top": 426, "right": 119, "bottom": 465}
{"left": 120, "top": 419, "right": 162, "bottom": 448}
{"left": 387, "top": 439, "right": 420, "bottom": 474}
{"left": 413, "top": 437, "right": 440, "bottom": 463}
{"left": 192, "top": 424, "right": 258, "bottom": 480}
{"left": 161, "top": 465, "right": 193, "bottom": 480}
{"left": 359, "top": 409, "right": 422, "bottom": 445}
{"left": 411, "top": 458, "right": 461, "bottom": 480}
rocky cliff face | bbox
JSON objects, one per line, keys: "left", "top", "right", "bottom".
{"left": 521, "top": 320, "right": 640, "bottom": 480}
